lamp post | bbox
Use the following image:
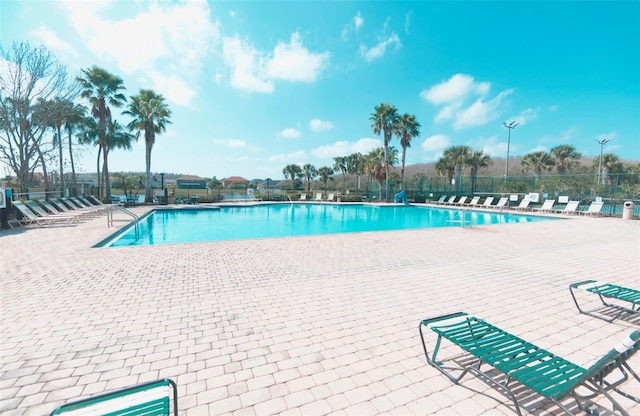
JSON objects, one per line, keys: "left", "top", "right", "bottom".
{"left": 503, "top": 121, "right": 520, "bottom": 181}
{"left": 596, "top": 138, "right": 610, "bottom": 187}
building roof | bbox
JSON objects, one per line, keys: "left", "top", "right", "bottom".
{"left": 222, "top": 176, "right": 250, "bottom": 182}
{"left": 178, "top": 175, "right": 205, "bottom": 181}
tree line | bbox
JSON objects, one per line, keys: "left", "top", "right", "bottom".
{"left": 0, "top": 41, "right": 172, "bottom": 202}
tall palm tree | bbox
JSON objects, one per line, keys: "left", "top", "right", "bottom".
{"left": 395, "top": 113, "right": 420, "bottom": 190}
{"left": 64, "top": 103, "right": 87, "bottom": 194}
{"left": 435, "top": 157, "right": 455, "bottom": 193}
{"left": 550, "top": 144, "right": 582, "bottom": 175}
{"left": 282, "top": 164, "right": 302, "bottom": 189}
{"left": 592, "top": 153, "right": 623, "bottom": 185}
{"left": 370, "top": 103, "right": 399, "bottom": 202}
{"left": 317, "top": 166, "right": 334, "bottom": 194}
{"left": 467, "top": 150, "right": 491, "bottom": 193}
{"left": 443, "top": 145, "right": 472, "bottom": 193}
{"left": 521, "top": 151, "right": 554, "bottom": 178}
{"left": 333, "top": 156, "right": 348, "bottom": 192}
{"left": 76, "top": 66, "right": 127, "bottom": 201}
{"left": 364, "top": 147, "right": 386, "bottom": 200}
{"left": 346, "top": 152, "right": 364, "bottom": 195}
{"left": 302, "top": 163, "right": 317, "bottom": 192}
{"left": 49, "top": 98, "right": 74, "bottom": 195}
{"left": 123, "top": 89, "right": 172, "bottom": 203}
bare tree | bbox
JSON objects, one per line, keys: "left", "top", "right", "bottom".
{"left": 0, "top": 41, "right": 75, "bottom": 192}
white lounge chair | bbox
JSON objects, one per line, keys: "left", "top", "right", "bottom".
{"left": 454, "top": 196, "right": 468, "bottom": 206}
{"left": 326, "top": 193, "right": 335, "bottom": 201}
{"left": 433, "top": 195, "right": 447, "bottom": 204}
{"left": 492, "top": 197, "right": 508, "bottom": 210}
{"left": 556, "top": 200, "right": 580, "bottom": 214}
{"left": 314, "top": 192, "right": 322, "bottom": 201}
{"left": 513, "top": 198, "right": 531, "bottom": 211}
{"left": 481, "top": 196, "right": 495, "bottom": 208}
{"left": 468, "top": 196, "right": 481, "bottom": 206}
{"left": 582, "top": 201, "right": 604, "bottom": 216}
{"left": 299, "top": 194, "right": 307, "bottom": 201}
{"left": 444, "top": 196, "right": 457, "bottom": 205}
{"left": 535, "top": 199, "right": 555, "bottom": 213}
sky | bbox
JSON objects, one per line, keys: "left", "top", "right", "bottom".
{"left": 1, "top": 0, "right": 639, "bottom": 181}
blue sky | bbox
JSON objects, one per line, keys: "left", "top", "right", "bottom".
{"left": 2, "top": 0, "right": 639, "bottom": 180}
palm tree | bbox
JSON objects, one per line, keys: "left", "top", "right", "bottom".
{"left": 333, "top": 156, "right": 348, "bottom": 192}
{"left": 521, "top": 151, "right": 554, "bottom": 178}
{"left": 123, "top": 89, "right": 172, "bottom": 203}
{"left": 395, "top": 113, "right": 420, "bottom": 190}
{"left": 76, "top": 66, "right": 127, "bottom": 201}
{"left": 435, "top": 157, "right": 455, "bottom": 193}
{"left": 346, "top": 152, "right": 364, "bottom": 195}
{"left": 364, "top": 147, "right": 386, "bottom": 200}
{"left": 370, "top": 103, "right": 399, "bottom": 202}
{"left": 550, "top": 144, "right": 582, "bottom": 175}
{"left": 64, "top": 103, "right": 87, "bottom": 194}
{"left": 443, "top": 145, "right": 472, "bottom": 193}
{"left": 302, "top": 163, "right": 317, "bottom": 192}
{"left": 282, "top": 164, "right": 302, "bottom": 189}
{"left": 592, "top": 153, "right": 623, "bottom": 185}
{"left": 317, "top": 166, "right": 334, "bottom": 194}
{"left": 467, "top": 150, "right": 491, "bottom": 193}
{"left": 49, "top": 98, "right": 74, "bottom": 195}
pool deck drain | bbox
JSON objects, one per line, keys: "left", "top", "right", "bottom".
{"left": 1, "top": 204, "right": 639, "bottom": 415}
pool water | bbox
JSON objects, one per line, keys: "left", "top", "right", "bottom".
{"left": 100, "top": 204, "right": 555, "bottom": 247}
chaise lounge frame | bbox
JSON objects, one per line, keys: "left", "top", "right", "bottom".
{"left": 570, "top": 280, "right": 640, "bottom": 323}
{"left": 50, "top": 378, "right": 177, "bottom": 416}
{"left": 419, "top": 312, "right": 639, "bottom": 416}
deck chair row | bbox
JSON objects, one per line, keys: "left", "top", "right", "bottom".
{"left": 431, "top": 195, "right": 605, "bottom": 215}
{"left": 8, "top": 196, "right": 108, "bottom": 228}
{"left": 420, "top": 280, "right": 639, "bottom": 415}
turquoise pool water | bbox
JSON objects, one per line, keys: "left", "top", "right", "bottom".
{"left": 99, "top": 204, "right": 555, "bottom": 247}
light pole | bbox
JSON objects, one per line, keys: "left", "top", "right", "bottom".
{"left": 503, "top": 121, "right": 520, "bottom": 181}
{"left": 596, "top": 138, "right": 610, "bottom": 186}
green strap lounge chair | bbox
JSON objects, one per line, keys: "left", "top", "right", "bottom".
{"left": 50, "top": 378, "right": 177, "bottom": 416}
{"left": 570, "top": 280, "right": 640, "bottom": 322}
{"left": 419, "top": 312, "right": 640, "bottom": 416}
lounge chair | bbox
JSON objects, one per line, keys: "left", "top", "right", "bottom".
{"left": 299, "top": 193, "right": 307, "bottom": 201}
{"left": 556, "top": 200, "right": 580, "bottom": 214}
{"left": 570, "top": 280, "right": 640, "bottom": 322}
{"left": 583, "top": 201, "right": 604, "bottom": 216}
{"left": 454, "top": 196, "right": 468, "bottom": 206}
{"left": 513, "top": 198, "right": 531, "bottom": 211}
{"left": 61, "top": 197, "right": 104, "bottom": 216}
{"left": 468, "top": 196, "right": 481, "bottom": 206}
{"left": 492, "top": 197, "right": 508, "bottom": 210}
{"left": 535, "top": 199, "right": 555, "bottom": 213}
{"left": 314, "top": 192, "right": 323, "bottom": 201}
{"left": 326, "top": 193, "right": 335, "bottom": 201}
{"left": 37, "top": 200, "right": 87, "bottom": 220}
{"left": 433, "top": 195, "right": 447, "bottom": 204}
{"left": 50, "top": 378, "right": 177, "bottom": 415}
{"left": 444, "top": 196, "right": 457, "bottom": 205}
{"left": 10, "top": 201, "right": 67, "bottom": 226}
{"left": 420, "top": 312, "right": 640, "bottom": 416}
{"left": 481, "top": 196, "right": 495, "bottom": 208}
{"left": 23, "top": 200, "right": 78, "bottom": 223}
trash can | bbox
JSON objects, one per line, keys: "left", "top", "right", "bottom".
{"left": 622, "top": 201, "right": 634, "bottom": 220}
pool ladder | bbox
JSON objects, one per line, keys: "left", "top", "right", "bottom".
{"left": 445, "top": 209, "right": 473, "bottom": 228}
{"left": 107, "top": 205, "right": 140, "bottom": 237}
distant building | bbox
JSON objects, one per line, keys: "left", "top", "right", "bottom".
{"left": 221, "top": 176, "right": 250, "bottom": 189}
{"left": 177, "top": 175, "right": 207, "bottom": 189}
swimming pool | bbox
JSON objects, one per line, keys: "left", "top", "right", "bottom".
{"left": 98, "top": 204, "right": 555, "bottom": 247}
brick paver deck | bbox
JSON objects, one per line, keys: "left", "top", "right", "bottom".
{"left": 1, "top": 205, "right": 639, "bottom": 415}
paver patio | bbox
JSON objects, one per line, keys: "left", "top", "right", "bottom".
{"left": 1, "top": 205, "right": 639, "bottom": 415}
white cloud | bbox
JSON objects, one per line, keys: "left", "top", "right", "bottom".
{"left": 509, "top": 108, "right": 539, "bottom": 127}
{"left": 421, "top": 74, "right": 512, "bottom": 130}
{"left": 359, "top": 34, "right": 401, "bottom": 62}
{"left": 148, "top": 72, "right": 196, "bottom": 107}
{"left": 222, "top": 36, "right": 274, "bottom": 93}
{"left": 354, "top": 12, "right": 364, "bottom": 31}
{"left": 454, "top": 89, "right": 513, "bottom": 130}
{"left": 34, "top": 25, "right": 77, "bottom": 59}
{"left": 268, "top": 150, "right": 306, "bottom": 163}
{"left": 214, "top": 138, "right": 246, "bottom": 148}
{"left": 420, "top": 74, "right": 489, "bottom": 106}
{"left": 549, "top": 105, "right": 558, "bottom": 111}
{"left": 421, "top": 134, "right": 451, "bottom": 152}
{"left": 470, "top": 135, "right": 508, "bottom": 158}
{"left": 265, "top": 33, "right": 329, "bottom": 82}
{"left": 597, "top": 131, "right": 616, "bottom": 142}
{"left": 279, "top": 128, "right": 301, "bottom": 139}
{"left": 309, "top": 119, "right": 334, "bottom": 132}
{"left": 62, "top": 1, "right": 218, "bottom": 105}
{"left": 311, "top": 138, "right": 380, "bottom": 159}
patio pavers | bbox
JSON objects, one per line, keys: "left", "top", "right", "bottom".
{"left": 1, "top": 206, "right": 639, "bottom": 415}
